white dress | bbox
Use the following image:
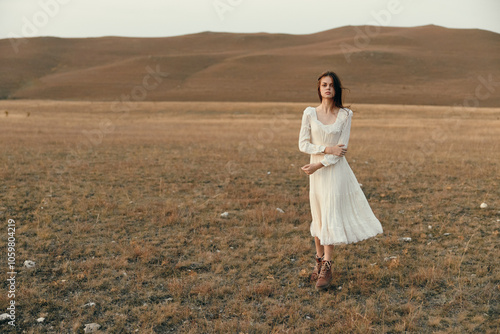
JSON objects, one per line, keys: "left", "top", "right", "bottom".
{"left": 299, "top": 106, "right": 383, "bottom": 245}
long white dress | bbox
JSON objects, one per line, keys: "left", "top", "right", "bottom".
{"left": 299, "top": 106, "right": 383, "bottom": 245}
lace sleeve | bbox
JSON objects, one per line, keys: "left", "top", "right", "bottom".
{"left": 298, "top": 107, "right": 326, "bottom": 155}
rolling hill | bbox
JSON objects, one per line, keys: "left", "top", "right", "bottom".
{"left": 1, "top": 25, "right": 499, "bottom": 106}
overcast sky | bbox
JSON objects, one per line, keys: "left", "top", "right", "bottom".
{"left": 1, "top": 0, "right": 499, "bottom": 39}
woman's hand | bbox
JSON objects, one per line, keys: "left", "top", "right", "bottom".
{"left": 325, "top": 144, "right": 347, "bottom": 157}
{"left": 301, "top": 162, "right": 324, "bottom": 175}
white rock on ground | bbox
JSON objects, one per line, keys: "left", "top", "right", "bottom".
{"left": 36, "top": 317, "right": 45, "bottom": 323}
{"left": 0, "top": 313, "right": 11, "bottom": 322}
{"left": 480, "top": 202, "right": 488, "bottom": 209}
{"left": 276, "top": 208, "right": 285, "bottom": 213}
{"left": 399, "top": 237, "right": 412, "bottom": 242}
{"left": 220, "top": 212, "right": 229, "bottom": 218}
{"left": 82, "top": 302, "right": 96, "bottom": 308}
{"left": 24, "top": 260, "right": 36, "bottom": 268}
{"left": 84, "top": 323, "right": 101, "bottom": 333}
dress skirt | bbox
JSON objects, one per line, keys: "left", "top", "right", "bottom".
{"left": 309, "top": 154, "right": 383, "bottom": 245}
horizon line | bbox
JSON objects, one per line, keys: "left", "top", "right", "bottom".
{"left": 2, "top": 24, "right": 499, "bottom": 41}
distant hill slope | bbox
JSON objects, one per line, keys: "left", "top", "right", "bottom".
{"left": 1, "top": 25, "right": 499, "bottom": 106}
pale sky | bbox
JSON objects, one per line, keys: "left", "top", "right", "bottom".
{"left": 1, "top": 0, "right": 499, "bottom": 39}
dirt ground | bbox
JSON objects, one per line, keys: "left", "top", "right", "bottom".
{"left": 0, "top": 100, "right": 499, "bottom": 333}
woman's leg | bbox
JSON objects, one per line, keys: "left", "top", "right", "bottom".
{"left": 324, "top": 245, "right": 334, "bottom": 261}
{"left": 316, "top": 244, "right": 334, "bottom": 289}
{"left": 310, "top": 237, "right": 325, "bottom": 281}
{"left": 314, "top": 237, "right": 324, "bottom": 257}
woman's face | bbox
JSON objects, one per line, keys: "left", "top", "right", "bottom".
{"left": 320, "top": 76, "right": 334, "bottom": 100}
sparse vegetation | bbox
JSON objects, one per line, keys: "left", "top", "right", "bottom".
{"left": 0, "top": 100, "right": 498, "bottom": 333}
{"left": 1, "top": 26, "right": 499, "bottom": 107}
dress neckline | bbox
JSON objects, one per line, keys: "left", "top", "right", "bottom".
{"left": 313, "top": 107, "right": 343, "bottom": 126}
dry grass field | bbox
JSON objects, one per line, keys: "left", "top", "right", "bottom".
{"left": 0, "top": 100, "right": 499, "bottom": 333}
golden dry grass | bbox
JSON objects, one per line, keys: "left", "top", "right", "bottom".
{"left": 0, "top": 100, "right": 499, "bottom": 333}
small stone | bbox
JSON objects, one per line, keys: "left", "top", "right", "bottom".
{"left": 82, "top": 302, "right": 96, "bottom": 308}
{"left": 0, "top": 313, "right": 11, "bottom": 322}
{"left": 84, "top": 323, "right": 101, "bottom": 333}
{"left": 24, "top": 260, "right": 36, "bottom": 268}
{"left": 443, "top": 233, "right": 451, "bottom": 236}
{"left": 399, "top": 237, "right": 412, "bottom": 242}
{"left": 267, "top": 171, "right": 271, "bottom": 175}
{"left": 37, "top": 317, "right": 45, "bottom": 323}
{"left": 480, "top": 202, "right": 488, "bottom": 209}
{"left": 276, "top": 208, "right": 285, "bottom": 213}
{"left": 428, "top": 225, "right": 432, "bottom": 229}
{"left": 220, "top": 212, "right": 229, "bottom": 218}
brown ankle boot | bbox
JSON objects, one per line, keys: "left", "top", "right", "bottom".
{"left": 315, "top": 260, "right": 333, "bottom": 289}
{"left": 310, "top": 254, "right": 324, "bottom": 282}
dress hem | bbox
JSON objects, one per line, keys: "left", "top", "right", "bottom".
{"left": 311, "top": 231, "right": 383, "bottom": 246}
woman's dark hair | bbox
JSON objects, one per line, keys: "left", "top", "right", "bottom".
{"left": 317, "top": 71, "right": 347, "bottom": 108}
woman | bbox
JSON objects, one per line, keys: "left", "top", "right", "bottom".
{"left": 299, "top": 71, "right": 383, "bottom": 290}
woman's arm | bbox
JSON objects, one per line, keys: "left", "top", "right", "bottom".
{"left": 325, "top": 144, "right": 347, "bottom": 156}
{"left": 320, "top": 109, "right": 353, "bottom": 167}
{"left": 298, "top": 108, "right": 326, "bottom": 154}
{"left": 301, "top": 161, "right": 325, "bottom": 175}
